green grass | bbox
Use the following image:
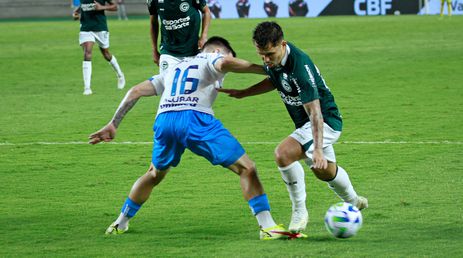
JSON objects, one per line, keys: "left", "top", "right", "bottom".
{"left": 1, "top": 15, "right": 462, "bottom": 257}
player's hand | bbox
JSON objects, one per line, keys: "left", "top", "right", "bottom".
{"left": 217, "top": 88, "right": 246, "bottom": 99}
{"left": 88, "top": 123, "right": 117, "bottom": 145}
{"left": 94, "top": 1, "right": 104, "bottom": 10}
{"left": 311, "top": 148, "right": 328, "bottom": 170}
{"left": 198, "top": 36, "right": 208, "bottom": 49}
{"left": 152, "top": 49, "right": 160, "bottom": 66}
{"left": 72, "top": 12, "right": 80, "bottom": 20}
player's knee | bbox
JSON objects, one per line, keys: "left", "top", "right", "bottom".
{"left": 148, "top": 164, "right": 170, "bottom": 181}
{"left": 83, "top": 50, "right": 92, "bottom": 61}
{"left": 274, "top": 148, "right": 292, "bottom": 167}
{"left": 240, "top": 161, "right": 257, "bottom": 177}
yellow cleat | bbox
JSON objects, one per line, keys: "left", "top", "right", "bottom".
{"left": 105, "top": 222, "right": 128, "bottom": 235}
{"left": 260, "top": 224, "right": 292, "bottom": 240}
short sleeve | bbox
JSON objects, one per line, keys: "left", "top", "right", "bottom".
{"left": 193, "top": 0, "right": 207, "bottom": 10}
{"left": 149, "top": 74, "right": 164, "bottom": 96}
{"left": 294, "top": 61, "right": 319, "bottom": 103}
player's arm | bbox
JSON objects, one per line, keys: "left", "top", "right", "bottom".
{"left": 214, "top": 55, "right": 266, "bottom": 75}
{"left": 89, "top": 81, "right": 158, "bottom": 145}
{"left": 150, "top": 15, "right": 161, "bottom": 65}
{"left": 198, "top": 5, "right": 212, "bottom": 49}
{"left": 73, "top": 6, "right": 81, "bottom": 20}
{"left": 94, "top": 0, "right": 117, "bottom": 11}
{"left": 303, "top": 100, "right": 327, "bottom": 170}
{"left": 218, "top": 78, "right": 275, "bottom": 99}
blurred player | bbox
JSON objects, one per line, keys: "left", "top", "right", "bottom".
{"left": 89, "top": 37, "right": 302, "bottom": 240}
{"left": 264, "top": 0, "right": 278, "bottom": 17}
{"left": 148, "top": 0, "right": 211, "bottom": 75}
{"left": 208, "top": 0, "right": 222, "bottom": 19}
{"left": 289, "top": 0, "right": 308, "bottom": 17}
{"left": 219, "top": 22, "right": 368, "bottom": 234}
{"left": 117, "top": 0, "right": 128, "bottom": 20}
{"left": 75, "top": 0, "right": 125, "bottom": 95}
{"left": 236, "top": 0, "right": 250, "bottom": 18}
{"left": 440, "top": 0, "right": 452, "bottom": 17}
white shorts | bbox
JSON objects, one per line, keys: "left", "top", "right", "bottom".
{"left": 159, "top": 54, "right": 193, "bottom": 75}
{"left": 79, "top": 31, "right": 110, "bottom": 49}
{"left": 289, "top": 121, "right": 341, "bottom": 166}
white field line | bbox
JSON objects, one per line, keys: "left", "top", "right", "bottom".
{"left": 0, "top": 140, "right": 462, "bottom": 146}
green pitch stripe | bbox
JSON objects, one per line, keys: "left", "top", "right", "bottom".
{"left": 1, "top": 141, "right": 463, "bottom": 146}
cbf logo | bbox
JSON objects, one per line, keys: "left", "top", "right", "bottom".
{"left": 281, "top": 73, "right": 292, "bottom": 92}
{"left": 180, "top": 2, "right": 190, "bottom": 12}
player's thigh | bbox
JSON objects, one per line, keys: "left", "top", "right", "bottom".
{"left": 151, "top": 113, "right": 187, "bottom": 170}
{"left": 186, "top": 112, "right": 245, "bottom": 168}
{"left": 275, "top": 136, "right": 306, "bottom": 165}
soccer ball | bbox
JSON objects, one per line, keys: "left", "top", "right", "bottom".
{"left": 324, "top": 202, "right": 362, "bottom": 238}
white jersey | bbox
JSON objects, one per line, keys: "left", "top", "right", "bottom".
{"left": 150, "top": 53, "right": 225, "bottom": 117}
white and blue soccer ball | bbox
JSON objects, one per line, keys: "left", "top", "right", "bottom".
{"left": 324, "top": 202, "right": 363, "bottom": 238}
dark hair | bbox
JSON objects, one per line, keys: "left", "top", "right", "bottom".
{"left": 252, "top": 21, "right": 284, "bottom": 48}
{"left": 203, "top": 36, "right": 237, "bottom": 57}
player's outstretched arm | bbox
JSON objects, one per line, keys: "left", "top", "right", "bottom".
{"left": 198, "top": 5, "right": 212, "bottom": 49}
{"left": 303, "top": 100, "right": 327, "bottom": 170}
{"left": 89, "top": 81, "right": 158, "bottom": 145}
{"left": 215, "top": 55, "right": 266, "bottom": 75}
{"left": 218, "top": 78, "right": 275, "bottom": 99}
{"left": 150, "top": 15, "right": 161, "bottom": 66}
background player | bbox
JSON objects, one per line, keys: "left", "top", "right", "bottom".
{"left": 89, "top": 37, "right": 301, "bottom": 240}
{"left": 148, "top": 0, "right": 211, "bottom": 75}
{"left": 219, "top": 21, "right": 368, "bottom": 235}
{"left": 74, "top": 0, "right": 125, "bottom": 95}
{"left": 440, "top": 0, "right": 452, "bottom": 17}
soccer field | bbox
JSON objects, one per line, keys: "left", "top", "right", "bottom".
{"left": 1, "top": 15, "right": 462, "bottom": 257}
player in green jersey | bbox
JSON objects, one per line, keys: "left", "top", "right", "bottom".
{"left": 219, "top": 21, "right": 368, "bottom": 234}
{"left": 147, "top": 0, "right": 211, "bottom": 74}
{"left": 74, "top": 0, "right": 125, "bottom": 95}
{"left": 440, "top": 0, "right": 452, "bottom": 17}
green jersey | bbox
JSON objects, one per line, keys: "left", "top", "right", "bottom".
{"left": 147, "top": 0, "right": 206, "bottom": 57}
{"left": 79, "top": 0, "right": 112, "bottom": 32}
{"left": 265, "top": 42, "right": 342, "bottom": 131}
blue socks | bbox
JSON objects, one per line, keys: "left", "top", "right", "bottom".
{"left": 121, "top": 197, "right": 141, "bottom": 218}
{"left": 248, "top": 194, "right": 271, "bottom": 215}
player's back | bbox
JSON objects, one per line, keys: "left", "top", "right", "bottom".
{"left": 154, "top": 52, "right": 225, "bottom": 117}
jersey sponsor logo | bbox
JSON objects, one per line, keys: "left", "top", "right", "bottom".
{"left": 162, "top": 16, "right": 191, "bottom": 30}
{"left": 180, "top": 2, "right": 190, "bottom": 12}
{"left": 290, "top": 77, "right": 302, "bottom": 94}
{"left": 81, "top": 3, "right": 96, "bottom": 11}
{"left": 159, "top": 96, "right": 199, "bottom": 109}
{"left": 304, "top": 64, "right": 317, "bottom": 88}
{"left": 278, "top": 91, "right": 302, "bottom": 106}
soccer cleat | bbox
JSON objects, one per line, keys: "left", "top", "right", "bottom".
{"left": 83, "top": 88, "right": 93, "bottom": 95}
{"left": 117, "top": 74, "right": 125, "bottom": 89}
{"left": 260, "top": 224, "right": 292, "bottom": 240}
{"left": 105, "top": 222, "right": 128, "bottom": 235}
{"left": 289, "top": 209, "right": 309, "bottom": 233}
{"left": 355, "top": 196, "right": 368, "bottom": 210}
